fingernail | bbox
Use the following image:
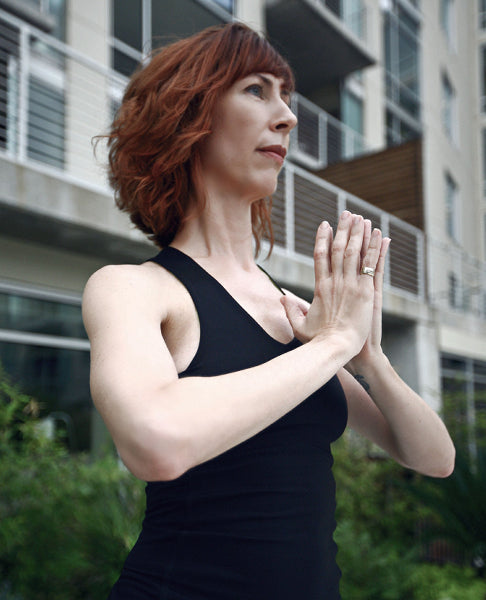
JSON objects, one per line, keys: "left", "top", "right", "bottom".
{"left": 341, "top": 211, "right": 350, "bottom": 219}
{"left": 353, "top": 215, "right": 362, "bottom": 225}
{"left": 320, "top": 220, "right": 329, "bottom": 229}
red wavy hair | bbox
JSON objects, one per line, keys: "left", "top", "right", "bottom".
{"left": 104, "top": 22, "right": 294, "bottom": 253}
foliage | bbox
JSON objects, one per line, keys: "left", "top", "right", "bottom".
{"left": 410, "top": 563, "right": 486, "bottom": 600}
{"left": 406, "top": 446, "right": 486, "bottom": 571}
{"left": 333, "top": 435, "right": 422, "bottom": 599}
{"left": 0, "top": 366, "right": 146, "bottom": 600}
{"left": 333, "top": 434, "right": 486, "bottom": 599}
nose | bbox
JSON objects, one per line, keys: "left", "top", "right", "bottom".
{"left": 272, "top": 99, "right": 298, "bottom": 133}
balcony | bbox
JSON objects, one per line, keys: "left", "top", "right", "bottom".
{"left": 271, "top": 163, "right": 425, "bottom": 300}
{"left": 0, "top": 8, "right": 426, "bottom": 301}
{"left": 289, "top": 92, "right": 367, "bottom": 170}
{"left": 265, "top": 0, "right": 375, "bottom": 95}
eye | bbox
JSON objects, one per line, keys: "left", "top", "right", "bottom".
{"left": 245, "top": 84, "right": 264, "bottom": 99}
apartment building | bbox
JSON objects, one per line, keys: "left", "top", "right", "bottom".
{"left": 0, "top": 0, "right": 484, "bottom": 453}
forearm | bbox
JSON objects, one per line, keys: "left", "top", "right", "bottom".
{"left": 348, "top": 353, "right": 455, "bottom": 477}
{"left": 120, "top": 335, "right": 350, "bottom": 480}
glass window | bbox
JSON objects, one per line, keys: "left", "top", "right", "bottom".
{"left": 151, "top": 0, "right": 225, "bottom": 48}
{"left": 480, "top": 0, "right": 486, "bottom": 29}
{"left": 441, "top": 354, "right": 486, "bottom": 452}
{"left": 27, "top": 75, "right": 65, "bottom": 169}
{"left": 482, "top": 130, "right": 486, "bottom": 196}
{"left": 440, "top": 0, "right": 455, "bottom": 47}
{"left": 0, "top": 292, "right": 87, "bottom": 339}
{"left": 445, "top": 172, "right": 459, "bottom": 240}
{"left": 481, "top": 46, "right": 486, "bottom": 113}
{"left": 383, "top": 1, "right": 421, "bottom": 146}
{"left": 212, "top": 0, "right": 233, "bottom": 12}
{"left": 111, "top": 0, "right": 228, "bottom": 75}
{"left": 113, "top": 0, "right": 143, "bottom": 51}
{"left": 0, "top": 287, "right": 91, "bottom": 451}
{"left": 0, "top": 341, "right": 91, "bottom": 452}
{"left": 441, "top": 73, "right": 456, "bottom": 142}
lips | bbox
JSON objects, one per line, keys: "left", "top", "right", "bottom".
{"left": 257, "top": 145, "right": 287, "bottom": 164}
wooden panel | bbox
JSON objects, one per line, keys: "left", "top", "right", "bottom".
{"left": 318, "top": 138, "right": 424, "bottom": 230}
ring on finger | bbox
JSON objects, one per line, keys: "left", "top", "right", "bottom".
{"left": 361, "top": 266, "right": 375, "bottom": 277}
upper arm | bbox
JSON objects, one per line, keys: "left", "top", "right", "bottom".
{"left": 82, "top": 265, "right": 178, "bottom": 470}
{"left": 337, "top": 368, "right": 408, "bottom": 467}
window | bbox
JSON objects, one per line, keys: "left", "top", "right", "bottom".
{"left": 342, "top": 85, "right": 364, "bottom": 157}
{"left": 482, "top": 129, "right": 486, "bottom": 196}
{"left": 440, "top": 0, "right": 455, "bottom": 49}
{"left": 480, "top": 0, "right": 486, "bottom": 29}
{"left": 481, "top": 46, "right": 486, "bottom": 113}
{"left": 0, "top": 285, "right": 91, "bottom": 452}
{"left": 383, "top": 0, "right": 421, "bottom": 146}
{"left": 445, "top": 172, "right": 459, "bottom": 241}
{"left": 441, "top": 73, "right": 457, "bottom": 142}
{"left": 112, "top": 0, "right": 230, "bottom": 76}
{"left": 441, "top": 355, "right": 486, "bottom": 452}
{"left": 0, "top": 10, "right": 66, "bottom": 169}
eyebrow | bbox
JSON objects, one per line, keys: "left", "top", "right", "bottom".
{"left": 255, "top": 73, "right": 291, "bottom": 99}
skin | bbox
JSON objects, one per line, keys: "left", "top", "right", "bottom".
{"left": 82, "top": 73, "right": 455, "bottom": 482}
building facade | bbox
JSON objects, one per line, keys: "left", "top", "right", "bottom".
{"left": 0, "top": 0, "right": 484, "bottom": 453}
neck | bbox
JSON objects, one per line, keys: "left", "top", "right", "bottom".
{"left": 171, "top": 191, "right": 257, "bottom": 269}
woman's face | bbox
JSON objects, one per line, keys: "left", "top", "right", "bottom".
{"left": 200, "top": 72, "right": 297, "bottom": 202}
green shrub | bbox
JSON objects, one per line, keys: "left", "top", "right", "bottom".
{"left": 0, "top": 367, "right": 145, "bottom": 600}
{"left": 410, "top": 563, "right": 486, "bottom": 600}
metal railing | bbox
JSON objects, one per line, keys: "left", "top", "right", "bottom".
{"left": 0, "top": 8, "right": 122, "bottom": 189}
{"left": 0, "top": 8, "right": 427, "bottom": 303}
{"left": 289, "top": 92, "right": 367, "bottom": 170}
{"left": 272, "top": 164, "right": 425, "bottom": 300}
{"left": 428, "top": 239, "right": 486, "bottom": 320}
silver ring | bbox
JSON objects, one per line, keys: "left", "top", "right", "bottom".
{"left": 361, "top": 266, "right": 375, "bottom": 277}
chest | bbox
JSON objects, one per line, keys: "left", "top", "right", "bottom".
{"left": 162, "top": 270, "right": 293, "bottom": 374}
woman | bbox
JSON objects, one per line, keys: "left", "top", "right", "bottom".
{"left": 83, "top": 23, "right": 455, "bottom": 600}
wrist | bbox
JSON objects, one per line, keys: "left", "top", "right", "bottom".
{"left": 347, "top": 349, "right": 391, "bottom": 377}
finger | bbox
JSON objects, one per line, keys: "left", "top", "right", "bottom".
{"left": 360, "top": 228, "right": 383, "bottom": 278}
{"left": 373, "top": 237, "right": 391, "bottom": 292}
{"left": 361, "top": 219, "right": 372, "bottom": 262}
{"left": 331, "top": 211, "right": 354, "bottom": 275}
{"left": 314, "top": 220, "right": 333, "bottom": 283}
{"left": 280, "top": 296, "right": 306, "bottom": 336}
{"left": 342, "top": 215, "right": 365, "bottom": 280}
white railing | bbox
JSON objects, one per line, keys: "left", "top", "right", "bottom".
{"left": 319, "top": 0, "right": 368, "bottom": 43}
{"left": 272, "top": 164, "right": 425, "bottom": 300}
{"left": 289, "top": 92, "right": 367, "bottom": 170}
{"left": 428, "top": 239, "right": 486, "bottom": 320}
{"left": 0, "top": 8, "right": 123, "bottom": 189}
{"left": 0, "top": 9, "right": 425, "bottom": 301}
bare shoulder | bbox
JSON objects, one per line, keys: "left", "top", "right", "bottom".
{"left": 82, "top": 261, "right": 176, "bottom": 335}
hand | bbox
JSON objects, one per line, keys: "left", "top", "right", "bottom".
{"left": 281, "top": 211, "right": 384, "bottom": 359}
{"left": 346, "top": 219, "right": 391, "bottom": 371}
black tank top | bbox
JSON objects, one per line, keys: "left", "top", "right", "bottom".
{"left": 109, "top": 247, "right": 347, "bottom": 600}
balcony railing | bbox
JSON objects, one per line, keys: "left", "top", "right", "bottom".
{"left": 289, "top": 92, "right": 367, "bottom": 170}
{"left": 0, "top": 8, "right": 121, "bottom": 189}
{"left": 272, "top": 164, "right": 425, "bottom": 300}
{"left": 0, "top": 9, "right": 426, "bottom": 302}
{"left": 428, "top": 239, "right": 486, "bottom": 320}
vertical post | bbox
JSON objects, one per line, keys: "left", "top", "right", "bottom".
{"left": 285, "top": 165, "right": 295, "bottom": 254}
{"left": 381, "top": 213, "right": 390, "bottom": 289}
{"left": 17, "top": 25, "right": 30, "bottom": 163}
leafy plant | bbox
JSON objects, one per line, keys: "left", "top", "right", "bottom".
{"left": 0, "top": 366, "right": 146, "bottom": 600}
{"left": 407, "top": 446, "right": 486, "bottom": 572}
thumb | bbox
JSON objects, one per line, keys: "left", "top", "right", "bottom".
{"left": 280, "top": 296, "right": 307, "bottom": 336}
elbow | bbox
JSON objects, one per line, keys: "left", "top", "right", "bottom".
{"left": 117, "top": 422, "right": 193, "bottom": 482}
{"left": 419, "top": 445, "right": 456, "bottom": 479}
